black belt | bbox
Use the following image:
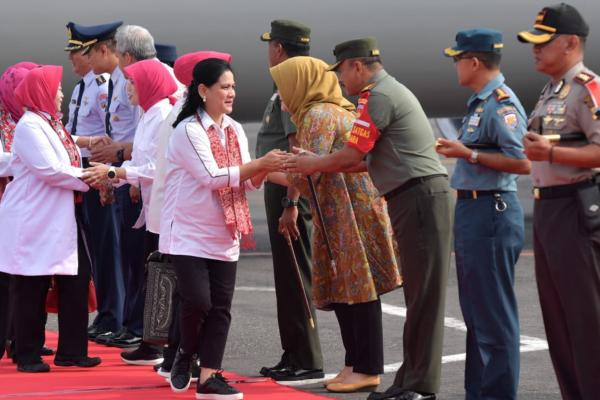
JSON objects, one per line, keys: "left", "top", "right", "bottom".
{"left": 533, "top": 179, "right": 598, "bottom": 200}
{"left": 384, "top": 174, "right": 447, "bottom": 201}
{"left": 456, "top": 190, "right": 508, "bottom": 199}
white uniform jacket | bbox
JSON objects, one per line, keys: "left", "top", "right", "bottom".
{"left": 0, "top": 111, "right": 88, "bottom": 276}
{"left": 117, "top": 98, "right": 172, "bottom": 232}
{"left": 159, "top": 111, "right": 260, "bottom": 262}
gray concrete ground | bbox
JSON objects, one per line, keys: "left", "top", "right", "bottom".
{"left": 45, "top": 121, "right": 561, "bottom": 399}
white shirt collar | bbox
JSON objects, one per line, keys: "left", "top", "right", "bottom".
{"left": 199, "top": 109, "right": 233, "bottom": 132}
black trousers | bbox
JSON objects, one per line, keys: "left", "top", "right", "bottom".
{"left": 332, "top": 299, "right": 384, "bottom": 375}
{"left": 13, "top": 209, "right": 91, "bottom": 364}
{"left": 534, "top": 196, "right": 600, "bottom": 400}
{"left": 173, "top": 255, "right": 236, "bottom": 369}
{"left": 264, "top": 182, "right": 322, "bottom": 369}
{"left": 0, "top": 272, "right": 10, "bottom": 357}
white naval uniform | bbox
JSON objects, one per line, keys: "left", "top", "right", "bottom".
{"left": 159, "top": 111, "right": 260, "bottom": 262}
{"left": 0, "top": 111, "right": 88, "bottom": 276}
{"left": 65, "top": 70, "right": 110, "bottom": 157}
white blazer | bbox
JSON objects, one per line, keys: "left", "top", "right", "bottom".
{"left": 159, "top": 111, "right": 260, "bottom": 262}
{"left": 117, "top": 98, "right": 172, "bottom": 232}
{"left": 0, "top": 111, "right": 89, "bottom": 276}
{"left": 0, "top": 142, "right": 12, "bottom": 177}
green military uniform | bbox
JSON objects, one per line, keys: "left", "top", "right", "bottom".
{"left": 518, "top": 5, "right": 600, "bottom": 399}
{"left": 257, "top": 20, "right": 323, "bottom": 374}
{"left": 331, "top": 38, "right": 453, "bottom": 400}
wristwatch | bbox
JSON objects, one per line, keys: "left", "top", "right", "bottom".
{"left": 281, "top": 197, "right": 299, "bottom": 208}
{"left": 116, "top": 148, "right": 125, "bottom": 163}
{"left": 107, "top": 166, "right": 117, "bottom": 179}
{"left": 468, "top": 150, "right": 479, "bottom": 164}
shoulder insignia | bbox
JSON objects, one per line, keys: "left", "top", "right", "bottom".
{"left": 96, "top": 75, "right": 107, "bottom": 85}
{"left": 360, "top": 83, "right": 376, "bottom": 93}
{"left": 576, "top": 73, "right": 600, "bottom": 119}
{"left": 574, "top": 71, "right": 595, "bottom": 85}
{"left": 494, "top": 88, "right": 510, "bottom": 102}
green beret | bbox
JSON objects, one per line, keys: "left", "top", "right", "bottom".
{"left": 260, "top": 20, "right": 311, "bottom": 47}
{"left": 329, "top": 37, "right": 380, "bottom": 71}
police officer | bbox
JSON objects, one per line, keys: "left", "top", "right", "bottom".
{"left": 257, "top": 20, "right": 323, "bottom": 381}
{"left": 436, "top": 29, "right": 530, "bottom": 400}
{"left": 285, "top": 37, "right": 453, "bottom": 400}
{"left": 518, "top": 4, "right": 600, "bottom": 399}
{"left": 65, "top": 21, "right": 127, "bottom": 344}
{"left": 155, "top": 43, "right": 177, "bottom": 67}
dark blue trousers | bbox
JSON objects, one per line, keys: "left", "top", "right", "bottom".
{"left": 454, "top": 191, "right": 523, "bottom": 400}
{"left": 83, "top": 184, "right": 124, "bottom": 332}
{"left": 113, "top": 185, "right": 146, "bottom": 336}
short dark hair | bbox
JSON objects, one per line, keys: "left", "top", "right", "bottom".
{"left": 464, "top": 52, "right": 501, "bottom": 69}
{"left": 272, "top": 39, "right": 310, "bottom": 57}
{"left": 173, "top": 58, "right": 234, "bottom": 128}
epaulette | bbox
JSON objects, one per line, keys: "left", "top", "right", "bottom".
{"left": 360, "top": 83, "right": 376, "bottom": 93}
{"left": 494, "top": 88, "right": 510, "bottom": 102}
{"left": 575, "top": 71, "right": 600, "bottom": 119}
{"left": 96, "top": 75, "right": 107, "bottom": 86}
{"left": 574, "top": 71, "right": 595, "bottom": 85}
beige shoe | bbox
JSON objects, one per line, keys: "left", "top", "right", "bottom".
{"left": 323, "top": 366, "right": 353, "bottom": 387}
{"left": 326, "top": 375, "right": 380, "bottom": 393}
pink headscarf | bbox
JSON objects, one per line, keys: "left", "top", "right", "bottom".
{"left": 124, "top": 59, "right": 178, "bottom": 112}
{"left": 14, "top": 65, "right": 63, "bottom": 120}
{"left": 0, "top": 62, "right": 40, "bottom": 121}
{"left": 174, "top": 51, "right": 232, "bottom": 87}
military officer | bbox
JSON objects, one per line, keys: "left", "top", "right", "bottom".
{"left": 518, "top": 3, "right": 600, "bottom": 399}
{"left": 155, "top": 43, "right": 177, "bottom": 67}
{"left": 257, "top": 20, "right": 324, "bottom": 381}
{"left": 436, "top": 28, "right": 530, "bottom": 399}
{"left": 64, "top": 21, "right": 127, "bottom": 344}
{"left": 285, "top": 37, "right": 453, "bottom": 400}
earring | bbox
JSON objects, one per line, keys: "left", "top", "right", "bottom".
{"left": 201, "top": 95, "right": 207, "bottom": 102}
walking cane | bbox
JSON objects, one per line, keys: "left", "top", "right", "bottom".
{"left": 284, "top": 233, "right": 315, "bottom": 329}
{"left": 306, "top": 175, "right": 337, "bottom": 276}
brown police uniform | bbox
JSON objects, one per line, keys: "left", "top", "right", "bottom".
{"left": 519, "top": 4, "right": 600, "bottom": 399}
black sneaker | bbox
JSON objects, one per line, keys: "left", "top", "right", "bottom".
{"left": 160, "top": 358, "right": 200, "bottom": 382}
{"left": 121, "top": 344, "right": 163, "bottom": 366}
{"left": 169, "top": 348, "right": 193, "bottom": 393}
{"left": 196, "top": 371, "right": 243, "bottom": 400}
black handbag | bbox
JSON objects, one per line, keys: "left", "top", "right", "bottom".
{"left": 143, "top": 251, "right": 177, "bottom": 345}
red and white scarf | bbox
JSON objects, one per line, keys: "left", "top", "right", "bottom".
{"left": 196, "top": 112, "right": 254, "bottom": 249}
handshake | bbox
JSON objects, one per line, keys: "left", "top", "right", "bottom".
{"left": 259, "top": 147, "right": 317, "bottom": 175}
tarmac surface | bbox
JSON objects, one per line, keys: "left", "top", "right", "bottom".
{"left": 46, "top": 122, "right": 561, "bottom": 399}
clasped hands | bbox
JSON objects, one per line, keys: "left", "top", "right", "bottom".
{"left": 259, "top": 147, "right": 318, "bottom": 175}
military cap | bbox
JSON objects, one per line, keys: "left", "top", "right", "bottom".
{"left": 155, "top": 43, "right": 178, "bottom": 65}
{"left": 518, "top": 3, "right": 589, "bottom": 44}
{"left": 328, "top": 37, "right": 381, "bottom": 71}
{"left": 64, "top": 21, "right": 123, "bottom": 54}
{"left": 444, "top": 28, "right": 503, "bottom": 57}
{"left": 260, "top": 20, "right": 311, "bottom": 47}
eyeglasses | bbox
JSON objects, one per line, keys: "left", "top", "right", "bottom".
{"left": 452, "top": 54, "right": 476, "bottom": 63}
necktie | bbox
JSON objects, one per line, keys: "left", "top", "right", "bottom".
{"left": 70, "top": 79, "right": 85, "bottom": 135}
{"left": 105, "top": 79, "right": 114, "bottom": 137}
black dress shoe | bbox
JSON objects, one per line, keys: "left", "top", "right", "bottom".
{"left": 367, "top": 385, "right": 405, "bottom": 400}
{"left": 394, "top": 391, "right": 436, "bottom": 400}
{"left": 87, "top": 325, "right": 112, "bottom": 340}
{"left": 41, "top": 346, "right": 55, "bottom": 356}
{"left": 94, "top": 330, "right": 119, "bottom": 345}
{"left": 259, "top": 358, "right": 287, "bottom": 377}
{"left": 109, "top": 331, "right": 142, "bottom": 348}
{"left": 54, "top": 356, "right": 102, "bottom": 368}
{"left": 269, "top": 366, "right": 325, "bottom": 381}
{"left": 17, "top": 361, "right": 50, "bottom": 373}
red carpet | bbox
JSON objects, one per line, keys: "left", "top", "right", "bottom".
{"left": 0, "top": 332, "right": 330, "bottom": 399}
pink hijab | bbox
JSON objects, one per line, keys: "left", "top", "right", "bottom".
{"left": 124, "top": 59, "right": 177, "bottom": 112}
{"left": 0, "top": 62, "right": 40, "bottom": 120}
{"left": 174, "top": 51, "right": 232, "bottom": 86}
{"left": 15, "top": 65, "right": 63, "bottom": 120}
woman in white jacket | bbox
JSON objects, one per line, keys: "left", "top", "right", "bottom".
{"left": 0, "top": 65, "right": 101, "bottom": 373}
{"left": 83, "top": 58, "right": 177, "bottom": 365}
{"left": 161, "top": 58, "right": 285, "bottom": 400}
